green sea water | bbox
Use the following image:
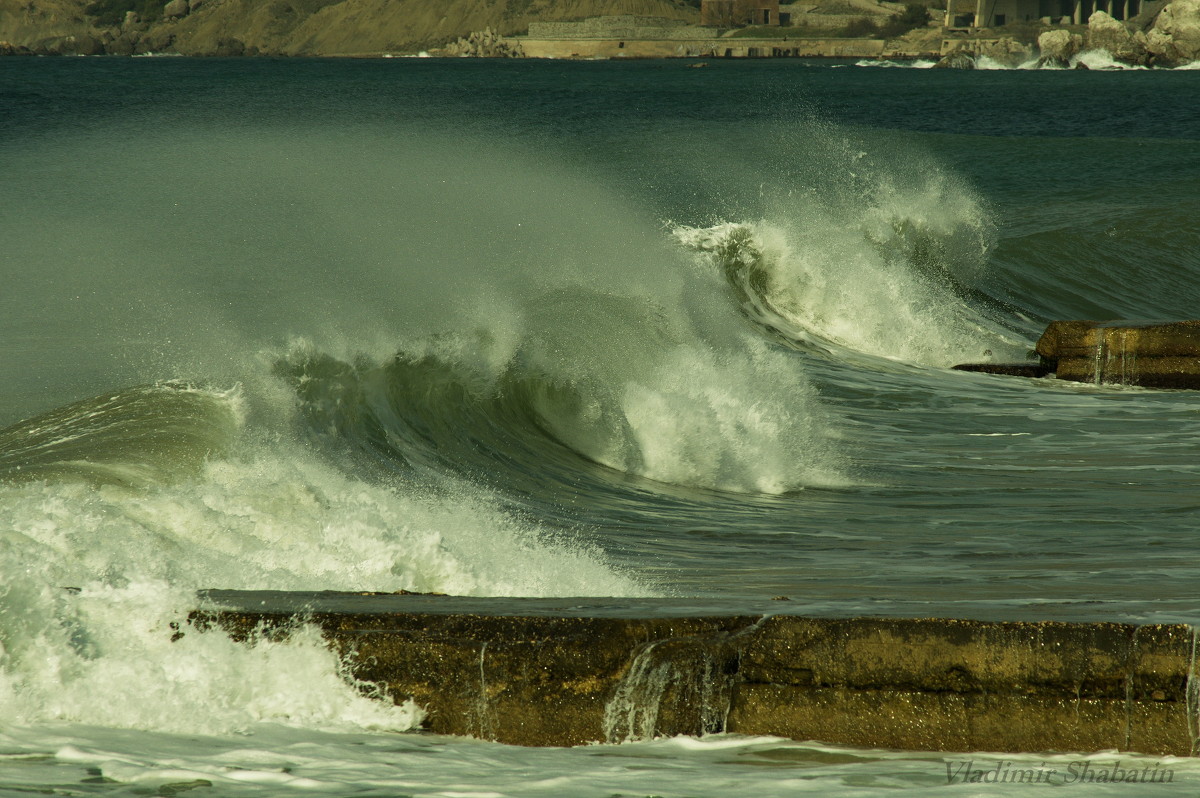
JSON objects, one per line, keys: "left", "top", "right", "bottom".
{"left": 2, "top": 56, "right": 1200, "bottom": 796}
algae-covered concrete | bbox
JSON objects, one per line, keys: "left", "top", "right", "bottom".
{"left": 956, "top": 319, "right": 1200, "bottom": 389}
{"left": 1036, "top": 320, "right": 1200, "bottom": 388}
{"left": 189, "top": 592, "right": 1200, "bottom": 754}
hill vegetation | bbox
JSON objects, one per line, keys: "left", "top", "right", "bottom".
{"left": 0, "top": 0, "right": 700, "bottom": 55}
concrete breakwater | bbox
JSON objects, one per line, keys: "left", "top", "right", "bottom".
{"left": 956, "top": 320, "right": 1200, "bottom": 388}
{"left": 513, "top": 35, "right": 896, "bottom": 58}
{"left": 478, "top": 13, "right": 940, "bottom": 59}
{"left": 191, "top": 591, "right": 1199, "bottom": 754}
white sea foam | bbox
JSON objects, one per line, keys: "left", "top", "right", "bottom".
{"left": 3, "top": 726, "right": 1195, "bottom": 797}
{"left": 0, "top": 418, "right": 648, "bottom": 738}
{"left": 0, "top": 580, "right": 420, "bottom": 735}
{"left": 0, "top": 431, "right": 640, "bottom": 599}
{"left": 1073, "top": 48, "right": 1149, "bottom": 70}
{"left": 675, "top": 177, "right": 1027, "bottom": 368}
{"left": 510, "top": 285, "right": 850, "bottom": 493}
{"left": 617, "top": 339, "right": 850, "bottom": 493}
{"left": 853, "top": 58, "right": 938, "bottom": 68}
{"left": 857, "top": 51, "right": 1186, "bottom": 71}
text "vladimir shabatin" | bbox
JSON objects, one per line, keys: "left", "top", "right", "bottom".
{"left": 945, "top": 759, "right": 1174, "bottom": 785}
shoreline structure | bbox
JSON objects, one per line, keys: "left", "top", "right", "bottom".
{"left": 451, "top": 16, "right": 944, "bottom": 59}
{"left": 450, "top": 3, "right": 1198, "bottom": 65}
{"left": 194, "top": 590, "right": 1200, "bottom": 754}
{"left": 1, "top": 0, "right": 1198, "bottom": 65}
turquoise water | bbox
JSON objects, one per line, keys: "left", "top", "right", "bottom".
{"left": 2, "top": 57, "right": 1200, "bottom": 796}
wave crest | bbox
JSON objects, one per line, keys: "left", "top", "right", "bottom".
{"left": 278, "top": 318, "right": 849, "bottom": 496}
{"left": 675, "top": 176, "right": 1026, "bottom": 368}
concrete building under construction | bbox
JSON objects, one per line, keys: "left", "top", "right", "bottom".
{"left": 946, "top": 0, "right": 1142, "bottom": 26}
{"left": 701, "top": 0, "right": 783, "bottom": 26}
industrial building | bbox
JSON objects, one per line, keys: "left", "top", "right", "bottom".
{"left": 946, "top": 0, "right": 1142, "bottom": 26}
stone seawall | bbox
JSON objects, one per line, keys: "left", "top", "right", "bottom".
{"left": 191, "top": 591, "right": 1200, "bottom": 754}
{"left": 526, "top": 15, "right": 706, "bottom": 39}
{"left": 955, "top": 320, "right": 1200, "bottom": 388}
{"left": 515, "top": 36, "right": 894, "bottom": 58}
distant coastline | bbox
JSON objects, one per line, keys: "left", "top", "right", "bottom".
{"left": 0, "top": 0, "right": 1196, "bottom": 66}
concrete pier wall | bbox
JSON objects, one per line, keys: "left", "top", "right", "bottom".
{"left": 514, "top": 36, "right": 890, "bottom": 58}
{"left": 955, "top": 320, "right": 1200, "bottom": 389}
{"left": 1037, "top": 320, "right": 1200, "bottom": 388}
{"left": 190, "top": 592, "right": 1199, "bottom": 754}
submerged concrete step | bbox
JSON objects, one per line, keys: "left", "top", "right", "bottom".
{"left": 189, "top": 591, "right": 1199, "bottom": 755}
{"left": 956, "top": 320, "right": 1200, "bottom": 388}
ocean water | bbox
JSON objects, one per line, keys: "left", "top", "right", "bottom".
{"left": 2, "top": 56, "right": 1200, "bottom": 796}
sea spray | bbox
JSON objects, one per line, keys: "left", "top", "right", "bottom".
{"left": 0, "top": 383, "right": 649, "bottom": 738}
{"left": 675, "top": 201, "right": 1025, "bottom": 368}
{"left": 0, "top": 580, "right": 422, "bottom": 734}
{"left": 0, "top": 420, "right": 648, "bottom": 599}
{"left": 279, "top": 288, "right": 850, "bottom": 496}
{"left": 616, "top": 339, "right": 848, "bottom": 492}
{"left": 665, "top": 112, "right": 1034, "bottom": 369}
{"left": 5, "top": 116, "right": 862, "bottom": 501}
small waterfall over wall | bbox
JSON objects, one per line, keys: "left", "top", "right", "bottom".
{"left": 602, "top": 634, "right": 742, "bottom": 743}
{"left": 1034, "top": 320, "right": 1200, "bottom": 389}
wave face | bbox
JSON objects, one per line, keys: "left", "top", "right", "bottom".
{"left": 6, "top": 62, "right": 1198, "bottom": 609}
{"left": 0, "top": 382, "right": 240, "bottom": 486}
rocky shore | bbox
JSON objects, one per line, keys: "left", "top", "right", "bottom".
{"left": 929, "top": 0, "right": 1199, "bottom": 67}
{"left": 1032, "top": 0, "right": 1200, "bottom": 66}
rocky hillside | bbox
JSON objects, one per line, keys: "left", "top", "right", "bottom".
{"left": 0, "top": 0, "right": 94, "bottom": 49}
{"left": 0, "top": 0, "right": 699, "bottom": 55}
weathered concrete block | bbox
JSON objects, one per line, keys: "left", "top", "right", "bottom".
{"left": 957, "top": 320, "right": 1200, "bottom": 389}
{"left": 739, "top": 616, "right": 1135, "bottom": 697}
{"left": 727, "top": 684, "right": 974, "bottom": 749}
{"left": 1037, "top": 320, "right": 1200, "bottom": 361}
{"left": 189, "top": 594, "right": 1199, "bottom": 754}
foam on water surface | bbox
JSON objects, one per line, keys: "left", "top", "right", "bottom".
{"left": 3, "top": 727, "right": 1197, "bottom": 797}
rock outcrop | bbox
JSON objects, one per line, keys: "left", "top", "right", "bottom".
{"left": 1036, "top": 27, "right": 1083, "bottom": 65}
{"left": 1145, "top": 0, "right": 1200, "bottom": 63}
{"left": 1086, "top": 9, "right": 1149, "bottom": 63}
{"left": 1027, "top": 0, "right": 1200, "bottom": 66}
{"left": 443, "top": 27, "right": 524, "bottom": 57}
{"left": 0, "top": 0, "right": 95, "bottom": 51}
{"left": 933, "top": 49, "right": 976, "bottom": 67}
{"left": 939, "top": 35, "right": 1033, "bottom": 67}
{"left": 163, "top": 0, "right": 189, "bottom": 19}
{"left": 974, "top": 35, "right": 1034, "bottom": 65}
